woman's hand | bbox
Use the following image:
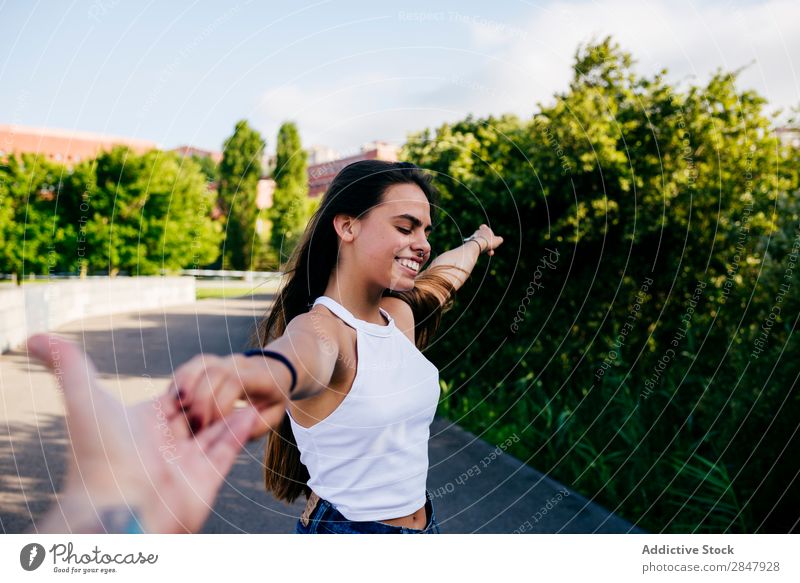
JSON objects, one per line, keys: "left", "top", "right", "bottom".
{"left": 168, "top": 352, "right": 290, "bottom": 440}
{"left": 170, "top": 312, "right": 344, "bottom": 440}
{"left": 27, "top": 334, "right": 262, "bottom": 534}
{"left": 471, "top": 224, "right": 504, "bottom": 257}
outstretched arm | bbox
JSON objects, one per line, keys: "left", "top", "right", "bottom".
{"left": 382, "top": 224, "right": 505, "bottom": 350}
{"left": 169, "top": 310, "right": 341, "bottom": 438}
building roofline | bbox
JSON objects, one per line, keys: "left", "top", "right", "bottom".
{"left": 0, "top": 124, "right": 157, "bottom": 148}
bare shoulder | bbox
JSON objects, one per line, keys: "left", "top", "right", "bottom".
{"left": 379, "top": 296, "right": 415, "bottom": 341}
{"left": 285, "top": 308, "right": 343, "bottom": 346}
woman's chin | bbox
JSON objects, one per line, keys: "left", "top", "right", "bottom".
{"left": 387, "top": 273, "right": 416, "bottom": 292}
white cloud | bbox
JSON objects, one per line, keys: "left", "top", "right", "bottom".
{"left": 461, "top": 0, "right": 800, "bottom": 120}
{"left": 255, "top": 71, "right": 479, "bottom": 153}
{"left": 255, "top": 0, "right": 800, "bottom": 152}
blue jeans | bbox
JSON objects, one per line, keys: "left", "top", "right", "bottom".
{"left": 294, "top": 489, "right": 441, "bottom": 534}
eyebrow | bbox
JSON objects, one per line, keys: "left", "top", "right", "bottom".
{"left": 393, "top": 214, "right": 433, "bottom": 233}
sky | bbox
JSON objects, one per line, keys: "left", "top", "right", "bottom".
{"left": 1, "top": 0, "right": 798, "bottom": 156}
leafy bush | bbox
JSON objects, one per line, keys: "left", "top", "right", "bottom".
{"left": 405, "top": 37, "right": 800, "bottom": 533}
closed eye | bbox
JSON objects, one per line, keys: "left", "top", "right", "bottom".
{"left": 397, "top": 227, "right": 412, "bottom": 234}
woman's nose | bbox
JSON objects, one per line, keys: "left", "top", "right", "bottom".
{"left": 413, "top": 236, "right": 431, "bottom": 257}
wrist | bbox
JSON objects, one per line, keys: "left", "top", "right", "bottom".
{"left": 242, "top": 348, "right": 298, "bottom": 402}
{"left": 463, "top": 234, "right": 488, "bottom": 254}
{"left": 464, "top": 239, "right": 483, "bottom": 254}
{"left": 40, "top": 492, "right": 150, "bottom": 533}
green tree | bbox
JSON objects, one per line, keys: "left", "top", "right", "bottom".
{"left": 66, "top": 147, "right": 221, "bottom": 275}
{"left": 138, "top": 151, "right": 222, "bottom": 274}
{"left": 403, "top": 36, "right": 800, "bottom": 533}
{"left": 0, "top": 154, "right": 75, "bottom": 280}
{"left": 0, "top": 148, "right": 221, "bottom": 279}
{"left": 57, "top": 158, "right": 97, "bottom": 276}
{"left": 267, "top": 121, "right": 309, "bottom": 267}
{"left": 0, "top": 158, "right": 16, "bottom": 275}
{"left": 218, "top": 120, "right": 265, "bottom": 270}
{"left": 190, "top": 154, "right": 218, "bottom": 183}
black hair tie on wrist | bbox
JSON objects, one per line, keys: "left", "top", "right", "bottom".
{"left": 466, "top": 239, "right": 483, "bottom": 253}
{"left": 242, "top": 349, "right": 297, "bottom": 396}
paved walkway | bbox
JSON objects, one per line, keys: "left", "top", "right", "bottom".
{"left": 0, "top": 292, "right": 643, "bottom": 533}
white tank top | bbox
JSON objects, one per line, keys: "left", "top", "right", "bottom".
{"left": 287, "top": 295, "right": 441, "bottom": 521}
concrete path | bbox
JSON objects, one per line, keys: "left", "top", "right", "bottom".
{"left": 0, "top": 292, "right": 643, "bottom": 533}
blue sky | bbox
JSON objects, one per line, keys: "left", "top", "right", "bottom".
{"left": 1, "top": 0, "right": 797, "bottom": 155}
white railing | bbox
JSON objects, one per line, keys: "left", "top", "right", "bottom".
{"left": 179, "top": 269, "right": 283, "bottom": 282}
{"left": 1, "top": 270, "right": 285, "bottom": 282}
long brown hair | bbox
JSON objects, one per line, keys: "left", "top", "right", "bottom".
{"left": 250, "top": 159, "right": 466, "bottom": 504}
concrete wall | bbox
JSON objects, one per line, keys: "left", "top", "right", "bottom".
{"left": 0, "top": 286, "right": 26, "bottom": 353}
{"left": 0, "top": 277, "right": 195, "bottom": 353}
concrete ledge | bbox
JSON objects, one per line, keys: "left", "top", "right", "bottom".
{"left": 0, "top": 277, "right": 195, "bottom": 353}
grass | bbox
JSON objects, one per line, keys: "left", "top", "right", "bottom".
{"left": 0, "top": 279, "right": 53, "bottom": 285}
{"left": 195, "top": 287, "right": 257, "bottom": 300}
{"left": 437, "top": 365, "right": 757, "bottom": 534}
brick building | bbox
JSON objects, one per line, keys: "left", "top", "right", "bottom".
{"left": 775, "top": 126, "right": 800, "bottom": 149}
{"left": 169, "top": 145, "right": 222, "bottom": 163}
{"left": 306, "top": 141, "right": 399, "bottom": 198}
{"left": 0, "top": 124, "right": 156, "bottom": 165}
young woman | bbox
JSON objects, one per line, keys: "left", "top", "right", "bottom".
{"left": 171, "top": 160, "right": 503, "bottom": 533}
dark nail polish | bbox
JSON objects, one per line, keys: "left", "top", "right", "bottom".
{"left": 189, "top": 416, "right": 201, "bottom": 434}
{"left": 175, "top": 387, "right": 186, "bottom": 401}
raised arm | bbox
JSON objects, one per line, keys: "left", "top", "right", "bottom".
{"left": 421, "top": 223, "right": 504, "bottom": 295}
{"left": 383, "top": 224, "right": 504, "bottom": 350}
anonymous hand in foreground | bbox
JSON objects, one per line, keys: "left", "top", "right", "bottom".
{"left": 27, "top": 333, "right": 261, "bottom": 533}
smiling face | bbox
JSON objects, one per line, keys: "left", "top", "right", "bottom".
{"left": 348, "top": 182, "right": 433, "bottom": 292}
